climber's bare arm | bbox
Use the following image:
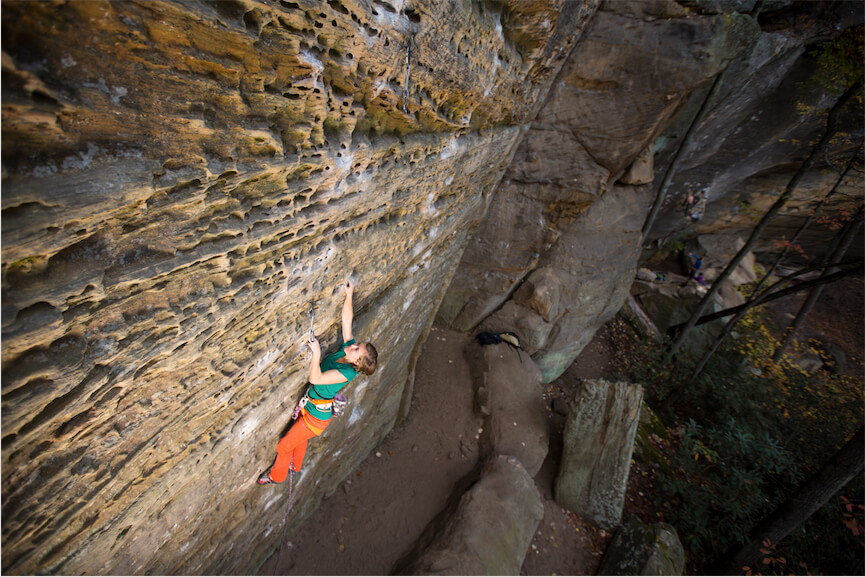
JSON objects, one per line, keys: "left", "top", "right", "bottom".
{"left": 311, "top": 369, "right": 349, "bottom": 386}
{"left": 342, "top": 278, "right": 355, "bottom": 343}
{"left": 306, "top": 335, "right": 349, "bottom": 385}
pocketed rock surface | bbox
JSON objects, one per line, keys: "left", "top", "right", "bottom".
{"left": 1, "top": 1, "right": 596, "bottom": 573}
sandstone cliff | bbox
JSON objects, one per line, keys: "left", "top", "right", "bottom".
{"left": 2, "top": 0, "right": 861, "bottom": 574}
{"left": 1, "top": 1, "right": 598, "bottom": 573}
{"left": 644, "top": 1, "right": 864, "bottom": 257}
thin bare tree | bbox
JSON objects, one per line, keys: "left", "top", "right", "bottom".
{"left": 772, "top": 203, "right": 864, "bottom": 361}
{"left": 670, "top": 79, "right": 862, "bottom": 354}
{"left": 715, "top": 427, "right": 864, "bottom": 575}
{"left": 664, "top": 261, "right": 863, "bottom": 337}
{"left": 659, "top": 151, "right": 863, "bottom": 409}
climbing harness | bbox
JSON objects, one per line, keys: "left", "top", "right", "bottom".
{"left": 292, "top": 388, "right": 346, "bottom": 420}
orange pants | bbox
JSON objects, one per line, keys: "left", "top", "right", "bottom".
{"left": 270, "top": 410, "right": 330, "bottom": 483}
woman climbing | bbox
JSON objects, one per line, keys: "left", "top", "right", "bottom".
{"left": 257, "top": 278, "right": 378, "bottom": 485}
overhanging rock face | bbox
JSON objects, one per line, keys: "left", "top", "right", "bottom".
{"left": 0, "top": 1, "right": 598, "bottom": 573}
{"left": 438, "top": 0, "right": 755, "bottom": 382}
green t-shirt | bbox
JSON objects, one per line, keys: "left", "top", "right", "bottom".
{"left": 306, "top": 339, "right": 358, "bottom": 420}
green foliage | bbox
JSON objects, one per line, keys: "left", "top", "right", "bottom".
{"left": 635, "top": 306, "right": 864, "bottom": 572}
{"left": 653, "top": 230, "right": 690, "bottom": 262}
{"left": 737, "top": 200, "right": 764, "bottom": 224}
{"left": 627, "top": 336, "right": 694, "bottom": 403}
{"left": 806, "top": 26, "right": 865, "bottom": 99}
{"left": 794, "top": 25, "right": 863, "bottom": 136}
{"left": 657, "top": 418, "right": 800, "bottom": 555}
{"left": 757, "top": 476, "right": 865, "bottom": 576}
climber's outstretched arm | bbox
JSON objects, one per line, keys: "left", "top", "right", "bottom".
{"left": 342, "top": 278, "right": 355, "bottom": 343}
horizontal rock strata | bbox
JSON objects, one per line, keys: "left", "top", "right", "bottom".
{"left": 1, "top": 0, "right": 590, "bottom": 573}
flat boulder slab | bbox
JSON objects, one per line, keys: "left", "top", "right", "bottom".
{"left": 635, "top": 280, "right": 744, "bottom": 360}
{"left": 619, "top": 294, "right": 662, "bottom": 342}
{"left": 598, "top": 517, "right": 685, "bottom": 576}
{"left": 464, "top": 340, "right": 549, "bottom": 477}
{"left": 400, "top": 455, "right": 544, "bottom": 576}
{"left": 555, "top": 379, "right": 643, "bottom": 530}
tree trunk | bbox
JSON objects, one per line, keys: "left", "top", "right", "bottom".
{"left": 641, "top": 73, "right": 725, "bottom": 242}
{"left": 661, "top": 155, "right": 859, "bottom": 408}
{"left": 772, "top": 205, "right": 864, "bottom": 361}
{"left": 751, "top": 145, "right": 861, "bottom": 296}
{"left": 665, "top": 262, "right": 864, "bottom": 336}
{"left": 715, "top": 427, "right": 865, "bottom": 575}
{"left": 671, "top": 79, "right": 862, "bottom": 353}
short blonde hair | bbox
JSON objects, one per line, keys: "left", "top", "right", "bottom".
{"left": 355, "top": 342, "right": 378, "bottom": 375}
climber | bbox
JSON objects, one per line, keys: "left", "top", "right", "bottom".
{"left": 257, "top": 278, "right": 378, "bottom": 485}
{"left": 687, "top": 252, "right": 703, "bottom": 280}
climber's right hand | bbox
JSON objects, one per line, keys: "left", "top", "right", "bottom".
{"left": 306, "top": 334, "right": 320, "bottom": 355}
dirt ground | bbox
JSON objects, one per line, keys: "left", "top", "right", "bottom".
{"left": 262, "top": 274, "right": 863, "bottom": 576}
{"left": 262, "top": 323, "right": 627, "bottom": 576}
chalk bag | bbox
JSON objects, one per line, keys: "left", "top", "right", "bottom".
{"left": 291, "top": 396, "right": 308, "bottom": 421}
{"left": 332, "top": 394, "right": 347, "bottom": 417}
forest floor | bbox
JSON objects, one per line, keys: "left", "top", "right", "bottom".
{"left": 263, "top": 275, "right": 863, "bottom": 576}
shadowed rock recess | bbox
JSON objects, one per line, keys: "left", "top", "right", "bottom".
{"left": 0, "top": 0, "right": 599, "bottom": 574}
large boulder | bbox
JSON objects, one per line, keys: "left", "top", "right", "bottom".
{"left": 635, "top": 276, "right": 746, "bottom": 360}
{"left": 472, "top": 181, "right": 652, "bottom": 383}
{"left": 598, "top": 517, "right": 685, "bottom": 576}
{"left": 398, "top": 455, "right": 544, "bottom": 576}
{"left": 464, "top": 340, "right": 549, "bottom": 477}
{"left": 555, "top": 379, "right": 643, "bottom": 530}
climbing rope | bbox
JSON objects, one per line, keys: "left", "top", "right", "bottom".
{"left": 273, "top": 457, "right": 295, "bottom": 575}
{"left": 275, "top": 300, "right": 314, "bottom": 573}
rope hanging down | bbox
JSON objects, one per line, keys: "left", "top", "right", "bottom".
{"left": 274, "top": 300, "right": 314, "bottom": 574}
{"left": 273, "top": 458, "right": 295, "bottom": 575}
{"left": 403, "top": 37, "right": 411, "bottom": 113}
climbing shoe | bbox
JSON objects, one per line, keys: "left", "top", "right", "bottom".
{"left": 257, "top": 471, "right": 275, "bottom": 485}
